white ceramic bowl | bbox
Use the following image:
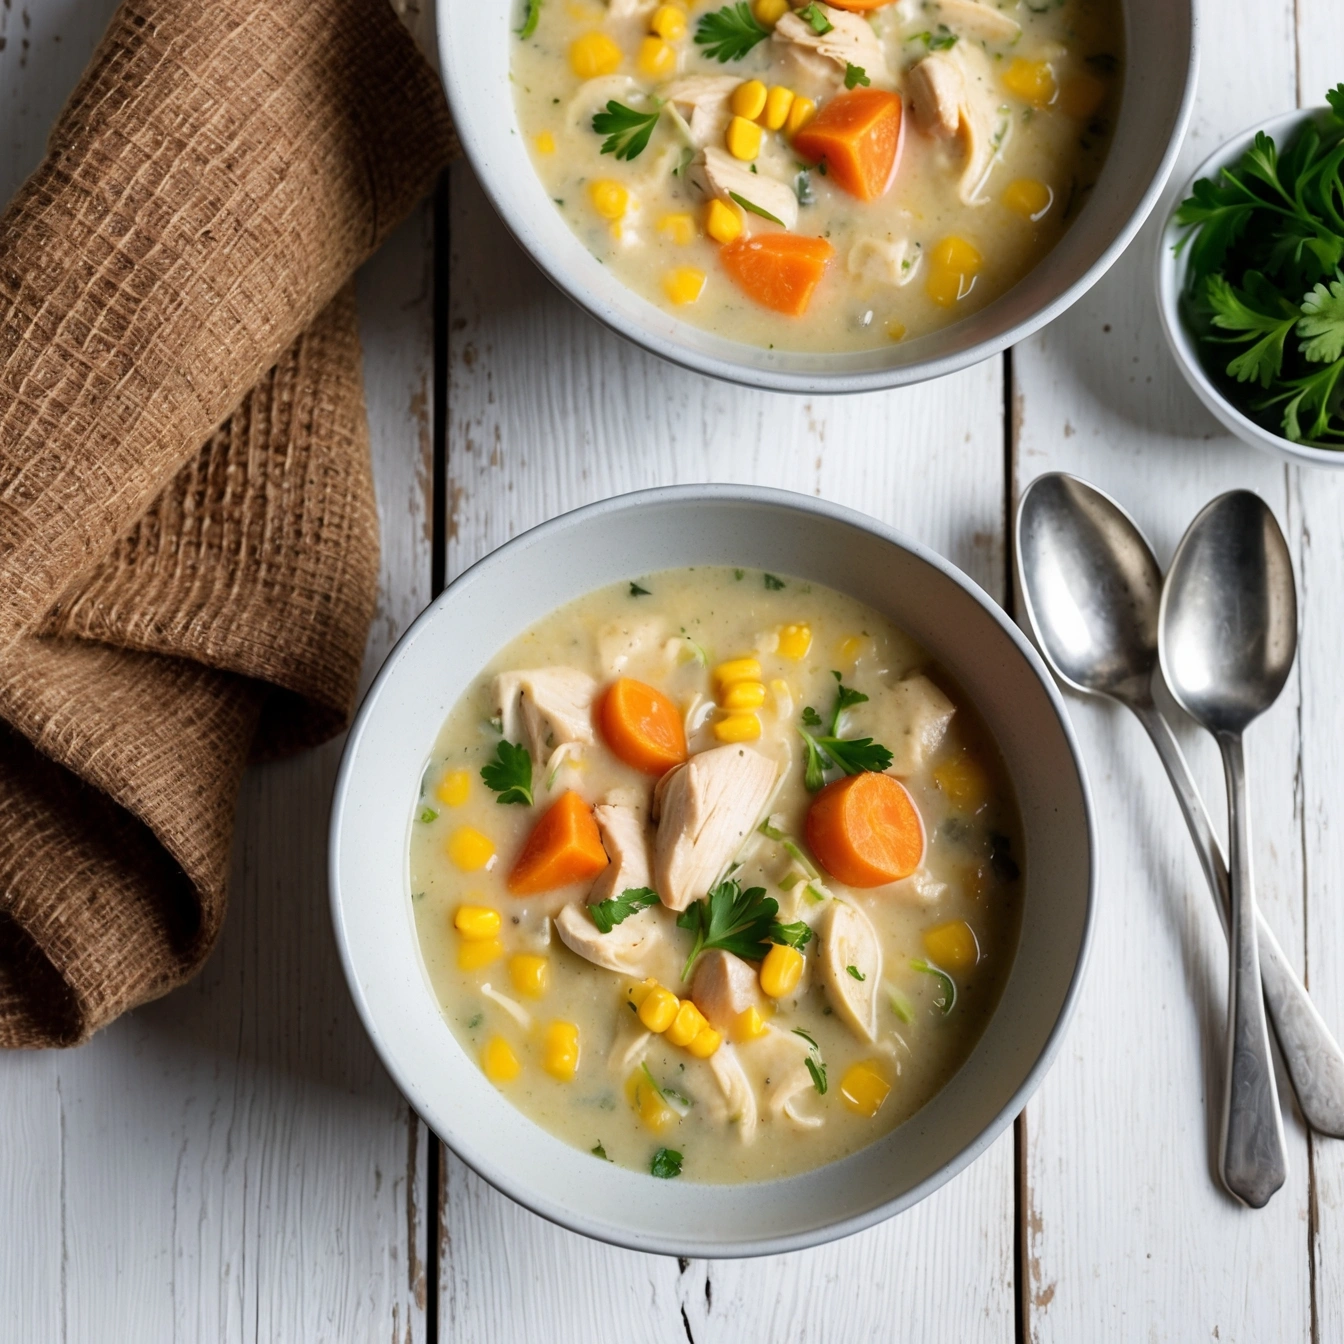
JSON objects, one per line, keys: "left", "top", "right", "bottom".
{"left": 330, "top": 486, "right": 1095, "bottom": 1256}
{"left": 435, "top": 0, "right": 1196, "bottom": 394}
{"left": 1156, "top": 106, "right": 1344, "bottom": 469}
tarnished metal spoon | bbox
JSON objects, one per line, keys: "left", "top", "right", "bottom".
{"left": 1016, "top": 473, "right": 1344, "bottom": 1148}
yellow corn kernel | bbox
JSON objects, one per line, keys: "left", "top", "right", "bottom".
{"left": 785, "top": 95, "right": 816, "bottom": 136}
{"left": 721, "top": 679, "right": 767, "bottom": 710}
{"left": 730, "top": 1005, "right": 769, "bottom": 1042}
{"left": 481, "top": 1035, "right": 522, "bottom": 1084}
{"left": 713, "top": 712, "right": 761, "bottom": 743}
{"left": 753, "top": 0, "right": 789, "bottom": 25}
{"left": 886, "top": 319, "right": 906, "bottom": 342}
{"left": 637, "top": 35, "right": 677, "bottom": 78}
{"left": 704, "top": 197, "right": 743, "bottom": 245}
{"left": 1058, "top": 71, "right": 1106, "bottom": 119}
{"left": 725, "top": 114, "right": 763, "bottom": 162}
{"left": 569, "top": 31, "right": 623, "bottom": 78}
{"left": 837, "top": 634, "right": 865, "bottom": 664}
{"left": 926, "top": 235, "right": 983, "bottom": 308}
{"left": 840, "top": 1060, "right": 891, "bottom": 1117}
{"left": 686, "top": 1025, "right": 723, "bottom": 1058}
{"left": 714, "top": 657, "right": 762, "bottom": 688}
{"left": 509, "top": 953, "right": 550, "bottom": 998}
{"left": 1002, "top": 177, "right": 1053, "bottom": 221}
{"left": 626, "top": 1070, "right": 676, "bottom": 1130}
{"left": 650, "top": 3, "right": 687, "bottom": 38}
{"left": 454, "top": 905, "right": 502, "bottom": 941}
{"left": 762, "top": 84, "right": 795, "bottom": 131}
{"left": 658, "top": 212, "right": 696, "bottom": 245}
{"left": 457, "top": 937, "right": 503, "bottom": 971}
{"left": 436, "top": 769, "right": 471, "bottom": 807}
{"left": 639, "top": 985, "right": 681, "bottom": 1033}
{"left": 776, "top": 623, "right": 812, "bottom": 660}
{"left": 666, "top": 999, "right": 709, "bottom": 1048}
{"left": 1001, "top": 58, "right": 1057, "bottom": 108}
{"left": 930, "top": 235, "right": 983, "bottom": 274}
{"left": 663, "top": 266, "right": 706, "bottom": 305}
{"left": 628, "top": 977, "right": 658, "bottom": 1009}
{"left": 926, "top": 269, "right": 966, "bottom": 307}
{"left": 589, "top": 178, "right": 630, "bottom": 222}
{"left": 731, "top": 79, "right": 768, "bottom": 121}
{"left": 769, "top": 677, "right": 794, "bottom": 718}
{"left": 534, "top": 131, "right": 556, "bottom": 155}
{"left": 923, "top": 919, "right": 981, "bottom": 972}
{"left": 933, "top": 752, "right": 988, "bottom": 811}
{"left": 542, "top": 1021, "right": 581, "bottom": 1080}
{"left": 448, "top": 826, "right": 495, "bottom": 872}
{"left": 759, "top": 943, "right": 804, "bottom": 999}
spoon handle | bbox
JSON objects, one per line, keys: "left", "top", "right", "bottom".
{"left": 1216, "top": 734, "right": 1288, "bottom": 1207}
{"left": 1135, "top": 704, "right": 1344, "bottom": 1138}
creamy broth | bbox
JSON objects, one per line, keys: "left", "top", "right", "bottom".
{"left": 409, "top": 568, "right": 1022, "bottom": 1182}
{"left": 511, "top": 0, "right": 1123, "bottom": 350}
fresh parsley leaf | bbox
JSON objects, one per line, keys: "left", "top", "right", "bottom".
{"left": 592, "top": 1141, "right": 611, "bottom": 1161}
{"left": 799, "top": 728, "right": 830, "bottom": 792}
{"left": 630, "top": 580, "right": 652, "bottom": 596}
{"left": 590, "top": 886, "right": 659, "bottom": 934}
{"left": 734, "top": 568, "right": 745, "bottom": 580}
{"left": 1267, "top": 356, "right": 1344, "bottom": 442}
{"left": 695, "top": 2, "right": 769, "bottom": 61}
{"left": 418, "top": 807, "right": 439, "bottom": 823}
{"left": 1204, "top": 273, "right": 1298, "bottom": 387}
{"left": 846, "top": 964, "right": 866, "bottom": 981}
{"left": 800, "top": 705, "right": 823, "bottom": 727}
{"left": 771, "top": 919, "right": 814, "bottom": 948}
{"left": 797, "top": 2, "right": 833, "bottom": 33}
{"left": 798, "top": 675, "right": 893, "bottom": 790}
{"left": 650, "top": 1147, "right": 683, "bottom": 1179}
{"left": 917, "top": 24, "right": 957, "bottom": 49}
{"left": 805, "top": 1056, "right": 828, "bottom": 1094}
{"left": 911, "top": 958, "right": 957, "bottom": 1014}
{"left": 729, "top": 191, "right": 785, "bottom": 227}
{"left": 481, "top": 739, "right": 534, "bottom": 806}
{"left": 592, "top": 101, "right": 661, "bottom": 161}
{"left": 518, "top": 0, "right": 541, "bottom": 38}
{"left": 1298, "top": 271, "right": 1344, "bottom": 363}
{"left": 677, "top": 878, "right": 780, "bottom": 979}
{"left": 844, "top": 63, "right": 871, "bottom": 90}
{"left": 763, "top": 573, "right": 786, "bottom": 590}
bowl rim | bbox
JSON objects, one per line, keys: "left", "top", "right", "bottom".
{"left": 329, "top": 484, "right": 1098, "bottom": 1256}
{"left": 1155, "top": 103, "right": 1344, "bottom": 468}
{"left": 435, "top": 0, "right": 1199, "bottom": 394}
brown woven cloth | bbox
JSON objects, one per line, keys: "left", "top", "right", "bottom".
{"left": 0, "top": 0, "right": 458, "bottom": 1047}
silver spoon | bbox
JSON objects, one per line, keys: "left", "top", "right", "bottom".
{"left": 1016, "top": 473, "right": 1344, "bottom": 1147}
{"left": 1159, "top": 491, "right": 1294, "bottom": 1207}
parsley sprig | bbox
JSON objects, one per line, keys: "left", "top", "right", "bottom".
{"left": 518, "top": 0, "right": 541, "bottom": 38}
{"left": 592, "top": 101, "right": 662, "bottom": 161}
{"left": 590, "top": 886, "right": 659, "bottom": 933}
{"left": 798, "top": 672, "right": 894, "bottom": 791}
{"left": 695, "top": 2, "right": 769, "bottom": 62}
{"left": 650, "top": 1147, "right": 683, "bottom": 1178}
{"left": 677, "top": 878, "right": 813, "bottom": 980}
{"left": 480, "top": 739, "right": 533, "bottom": 806}
{"left": 844, "top": 63, "right": 871, "bottom": 90}
{"left": 1174, "top": 86, "right": 1344, "bottom": 443}
{"left": 793, "top": 1028, "right": 827, "bottom": 1093}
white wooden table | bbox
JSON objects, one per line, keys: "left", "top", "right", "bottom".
{"left": 5, "top": 1, "right": 1344, "bottom": 1338}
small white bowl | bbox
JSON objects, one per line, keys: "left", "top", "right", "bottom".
{"left": 436, "top": 0, "right": 1196, "bottom": 393}
{"left": 1156, "top": 106, "right": 1344, "bottom": 468}
{"left": 329, "top": 486, "right": 1095, "bottom": 1257}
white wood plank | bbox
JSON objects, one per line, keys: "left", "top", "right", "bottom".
{"left": 0, "top": 3, "right": 439, "bottom": 1337}
{"left": 1013, "top": 0, "right": 1318, "bottom": 1337}
{"left": 440, "top": 157, "right": 1014, "bottom": 1342}
{"left": 1291, "top": 7, "right": 1344, "bottom": 1340}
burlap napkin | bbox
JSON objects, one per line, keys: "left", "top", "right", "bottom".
{"left": 0, "top": 0, "right": 458, "bottom": 1047}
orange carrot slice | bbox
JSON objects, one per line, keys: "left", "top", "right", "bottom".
{"left": 792, "top": 89, "right": 904, "bottom": 202}
{"left": 720, "top": 234, "right": 835, "bottom": 317}
{"left": 508, "top": 791, "right": 610, "bottom": 895}
{"left": 805, "top": 772, "right": 925, "bottom": 887}
{"left": 597, "top": 677, "right": 688, "bottom": 775}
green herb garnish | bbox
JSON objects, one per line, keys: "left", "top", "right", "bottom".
{"left": 592, "top": 1141, "right": 611, "bottom": 1160}
{"left": 729, "top": 191, "right": 785, "bottom": 227}
{"left": 797, "top": 2, "right": 833, "bottom": 34}
{"left": 678, "top": 878, "right": 808, "bottom": 978}
{"left": 772, "top": 919, "right": 814, "bottom": 948}
{"left": 844, "top": 63, "right": 871, "bottom": 90}
{"left": 630, "top": 580, "right": 652, "bottom": 596}
{"left": 590, "top": 886, "right": 660, "bottom": 933}
{"left": 418, "top": 807, "right": 439, "bottom": 823}
{"left": 763, "top": 572, "right": 786, "bottom": 590}
{"left": 794, "top": 1028, "right": 827, "bottom": 1093}
{"left": 798, "top": 672, "right": 894, "bottom": 791}
{"left": 917, "top": 24, "right": 957, "bottom": 50}
{"left": 481, "top": 739, "right": 534, "bottom": 806}
{"left": 592, "top": 101, "right": 662, "bottom": 160}
{"left": 518, "top": 0, "right": 542, "bottom": 38}
{"left": 695, "top": 2, "right": 769, "bottom": 61}
{"left": 846, "top": 964, "right": 866, "bottom": 981}
{"left": 651, "top": 1147, "right": 684, "bottom": 1179}
{"left": 911, "top": 958, "right": 957, "bottom": 1014}
{"left": 757, "top": 817, "right": 820, "bottom": 879}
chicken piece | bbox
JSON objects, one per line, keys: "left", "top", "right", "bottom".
{"left": 744, "top": 1026, "right": 823, "bottom": 1128}
{"left": 872, "top": 673, "right": 956, "bottom": 775}
{"left": 663, "top": 75, "right": 742, "bottom": 148}
{"left": 587, "top": 797, "right": 654, "bottom": 905}
{"left": 597, "top": 619, "right": 665, "bottom": 677}
{"left": 907, "top": 46, "right": 1009, "bottom": 204}
{"left": 848, "top": 236, "right": 921, "bottom": 288}
{"left": 494, "top": 668, "right": 598, "bottom": 765}
{"left": 929, "top": 0, "right": 1021, "bottom": 45}
{"left": 690, "top": 950, "right": 765, "bottom": 1030}
{"left": 773, "top": 5, "right": 890, "bottom": 88}
{"left": 819, "top": 900, "right": 883, "bottom": 1042}
{"left": 690, "top": 147, "right": 800, "bottom": 233}
{"left": 890, "top": 868, "right": 949, "bottom": 906}
{"left": 554, "top": 902, "right": 668, "bottom": 979}
{"left": 607, "top": 0, "right": 658, "bottom": 21}
{"left": 652, "top": 745, "right": 779, "bottom": 911}
{"left": 708, "top": 1043, "right": 759, "bottom": 1144}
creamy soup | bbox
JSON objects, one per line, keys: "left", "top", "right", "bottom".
{"left": 409, "top": 568, "right": 1023, "bottom": 1182}
{"left": 511, "top": 0, "right": 1122, "bottom": 349}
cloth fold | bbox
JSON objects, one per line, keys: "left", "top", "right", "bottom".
{"left": 0, "top": 0, "right": 457, "bottom": 1047}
